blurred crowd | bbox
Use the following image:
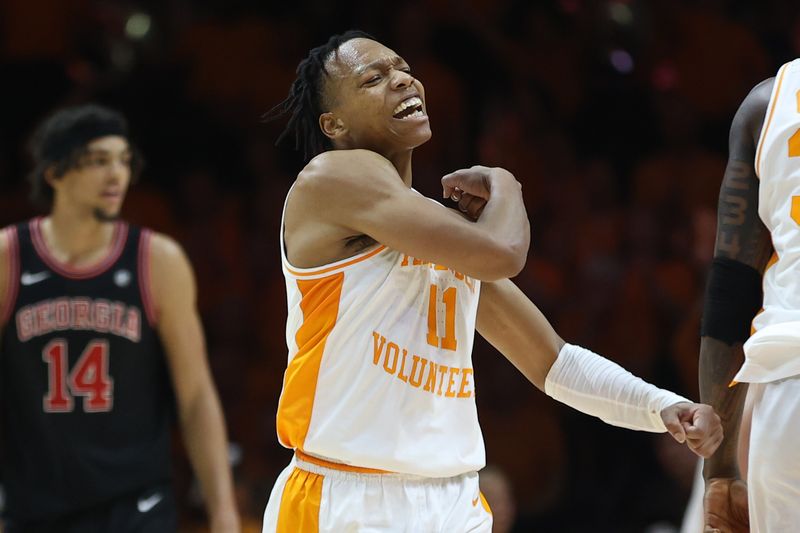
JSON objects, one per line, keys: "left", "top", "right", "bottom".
{"left": 1, "top": 0, "right": 799, "bottom": 531}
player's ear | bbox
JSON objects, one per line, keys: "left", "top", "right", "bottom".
{"left": 320, "top": 113, "right": 347, "bottom": 140}
{"left": 43, "top": 166, "right": 63, "bottom": 189}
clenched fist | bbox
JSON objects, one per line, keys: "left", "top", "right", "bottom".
{"left": 442, "top": 166, "right": 517, "bottom": 220}
{"left": 660, "top": 402, "right": 723, "bottom": 458}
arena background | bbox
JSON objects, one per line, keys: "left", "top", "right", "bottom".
{"left": 1, "top": 0, "right": 798, "bottom": 531}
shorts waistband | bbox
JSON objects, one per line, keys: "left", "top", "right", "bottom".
{"left": 292, "top": 451, "right": 478, "bottom": 484}
{"left": 294, "top": 450, "right": 393, "bottom": 475}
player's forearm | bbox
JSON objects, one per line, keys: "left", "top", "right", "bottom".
{"left": 545, "top": 343, "right": 690, "bottom": 432}
{"left": 699, "top": 336, "right": 748, "bottom": 479}
{"left": 477, "top": 279, "right": 563, "bottom": 390}
{"left": 179, "top": 388, "right": 240, "bottom": 529}
{"left": 474, "top": 170, "right": 529, "bottom": 275}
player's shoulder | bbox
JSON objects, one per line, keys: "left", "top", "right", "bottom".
{"left": 0, "top": 225, "right": 11, "bottom": 254}
{"left": 304, "top": 149, "right": 393, "bottom": 172}
{"left": 0, "top": 223, "right": 20, "bottom": 261}
{"left": 0, "top": 225, "right": 19, "bottom": 318}
{"left": 743, "top": 77, "right": 774, "bottom": 111}
{"left": 145, "top": 231, "right": 188, "bottom": 266}
{"left": 297, "top": 149, "right": 396, "bottom": 190}
{"left": 731, "top": 76, "right": 776, "bottom": 145}
{"left": 142, "top": 231, "right": 195, "bottom": 302}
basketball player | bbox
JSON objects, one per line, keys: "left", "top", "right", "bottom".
{"left": 0, "top": 105, "right": 240, "bottom": 532}
{"left": 264, "top": 32, "right": 723, "bottom": 532}
{"left": 700, "top": 60, "right": 800, "bottom": 533}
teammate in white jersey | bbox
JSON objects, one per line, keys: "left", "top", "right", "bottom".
{"left": 700, "top": 60, "right": 800, "bottom": 533}
{"left": 264, "top": 31, "right": 724, "bottom": 532}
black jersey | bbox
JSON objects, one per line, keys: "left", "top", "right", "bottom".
{"left": 0, "top": 218, "right": 175, "bottom": 522}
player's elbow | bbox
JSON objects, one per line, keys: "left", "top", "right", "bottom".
{"left": 477, "top": 243, "right": 528, "bottom": 280}
{"left": 498, "top": 236, "right": 529, "bottom": 277}
{"left": 499, "top": 246, "right": 528, "bottom": 279}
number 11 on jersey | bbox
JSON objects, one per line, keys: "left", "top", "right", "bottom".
{"left": 427, "top": 284, "right": 458, "bottom": 351}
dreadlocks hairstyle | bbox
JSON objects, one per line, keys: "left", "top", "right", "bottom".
{"left": 264, "top": 30, "right": 374, "bottom": 162}
{"left": 26, "top": 104, "right": 143, "bottom": 208}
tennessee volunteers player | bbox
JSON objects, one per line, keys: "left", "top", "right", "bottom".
{"left": 264, "top": 31, "right": 724, "bottom": 533}
{"left": 700, "top": 59, "right": 800, "bottom": 533}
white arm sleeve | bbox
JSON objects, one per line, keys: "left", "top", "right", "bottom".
{"left": 544, "top": 343, "right": 691, "bottom": 433}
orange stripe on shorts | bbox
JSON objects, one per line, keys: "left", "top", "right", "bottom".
{"left": 276, "top": 467, "right": 323, "bottom": 533}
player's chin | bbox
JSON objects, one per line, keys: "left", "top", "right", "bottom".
{"left": 391, "top": 117, "right": 431, "bottom": 146}
{"left": 406, "top": 126, "right": 432, "bottom": 149}
{"left": 93, "top": 207, "right": 122, "bottom": 222}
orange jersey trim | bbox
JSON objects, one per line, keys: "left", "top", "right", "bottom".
{"left": 295, "top": 450, "right": 391, "bottom": 475}
{"left": 479, "top": 491, "right": 492, "bottom": 515}
{"left": 755, "top": 64, "right": 789, "bottom": 178}
{"left": 284, "top": 245, "right": 387, "bottom": 277}
{"left": 277, "top": 273, "right": 344, "bottom": 449}
{"left": 276, "top": 467, "right": 322, "bottom": 533}
{"left": 750, "top": 250, "right": 779, "bottom": 335}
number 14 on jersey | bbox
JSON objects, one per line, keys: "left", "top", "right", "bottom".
{"left": 43, "top": 339, "right": 114, "bottom": 413}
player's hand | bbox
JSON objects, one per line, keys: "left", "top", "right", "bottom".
{"left": 703, "top": 478, "right": 749, "bottom": 533}
{"left": 660, "top": 402, "right": 723, "bottom": 458}
{"left": 452, "top": 192, "right": 487, "bottom": 220}
{"left": 441, "top": 165, "right": 515, "bottom": 202}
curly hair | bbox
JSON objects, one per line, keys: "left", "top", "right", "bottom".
{"left": 27, "top": 104, "right": 143, "bottom": 207}
{"left": 264, "top": 30, "right": 374, "bottom": 162}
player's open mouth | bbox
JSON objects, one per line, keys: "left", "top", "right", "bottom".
{"left": 392, "top": 96, "right": 425, "bottom": 119}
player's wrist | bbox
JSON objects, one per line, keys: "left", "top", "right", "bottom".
{"left": 703, "top": 456, "right": 740, "bottom": 482}
{"left": 209, "top": 507, "right": 241, "bottom": 532}
{"left": 487, "top": 168, "right": 519, "bottom": 192}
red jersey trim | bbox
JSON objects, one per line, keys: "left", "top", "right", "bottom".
{"left": 30, "top": 218, "right": 128, "bottom": 279}
{"left": 1, "top": 226, "right": 20, "bottom": 326}
{"left": 138, "top": 229, "right": 157, "bottom": 326}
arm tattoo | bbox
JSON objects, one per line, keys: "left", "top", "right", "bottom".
{"left": 715, "top": 160, "right": 772, "bottom": 267}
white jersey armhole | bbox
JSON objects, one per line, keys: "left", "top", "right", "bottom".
{"left": 755, "top": 62, "right": 791, "bottom": 180}
{"left": 279, "top": 184, "right": 389, "bottom": 279}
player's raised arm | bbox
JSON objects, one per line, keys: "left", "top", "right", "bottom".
{"left": 148, "top": 233, "right": 240, "bottom": 533}
{"left": 291, "top": 150, "right": 529, "bottom": 281}
{"left": 477, "top": 279, "right": 723, "bottom": 458}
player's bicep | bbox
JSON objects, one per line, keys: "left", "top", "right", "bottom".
{"left": 715, "top": 80, "right": 774, "bottom": 269}
{"left": 0, "top": 228, "right": 14, "bottom": 334}
{"left": 713, "top": 159, "right": 771, "bottom": 267}
{"left": 148, "top": 235, "right": 211, "bottom": 403}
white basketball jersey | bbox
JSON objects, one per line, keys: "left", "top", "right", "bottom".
{"left": 737, "top": 59, "right": 800, "bottom": 383}
{"left": 276, "top": 193, "right": 484, "bottom": 477}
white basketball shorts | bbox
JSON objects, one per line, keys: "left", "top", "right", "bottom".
{"left": 262, "top": 452, "right": 493, "bottom": 532}
{"left": 748, "top": 375, "right": 800, "bottom": 532}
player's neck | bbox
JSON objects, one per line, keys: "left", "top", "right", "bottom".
{"left": 387, "top": 150, "right": 413, "bottom": 187}
{"left": 42, "top": 209, "right": 117, "bottom": 266}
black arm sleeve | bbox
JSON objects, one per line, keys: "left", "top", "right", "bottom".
{"left": 701, "top": 257, "right": 763, "bottom": 344}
